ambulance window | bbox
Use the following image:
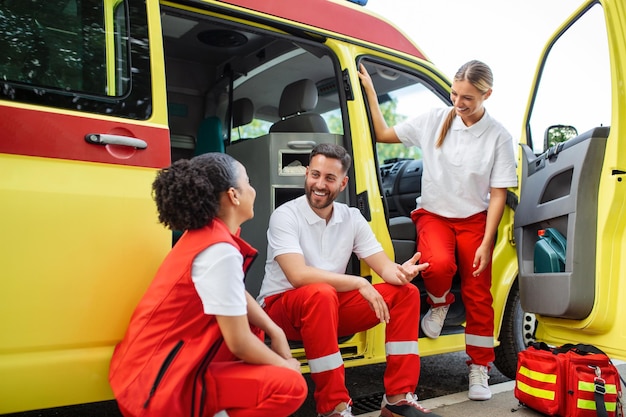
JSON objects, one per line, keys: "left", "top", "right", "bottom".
{"left": 114, "top": 3, "right": 131, "bottom": 95}
{"left": 527, "top": 3, "right": 610, "bottom": 153}
{"left": 1, "top": 1, "right": 114, "bottom": 94}
{"left": 0, "top": 0, "right": 151, "bottom": 119}
{"left": 359, "top": 60, "right": 449, "bottom": 163}
{"left": 321, "top": 108, "right": 344, "bottom": 135}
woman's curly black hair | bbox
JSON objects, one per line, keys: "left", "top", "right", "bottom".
{"left": 152, "top": 153, "right": 239, "bottom": 231}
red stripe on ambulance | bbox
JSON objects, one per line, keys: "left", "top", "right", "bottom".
{"left": 0, "top": 105, "right": 170, "bottom": 168}
{"left": 220, "top": 0, "right": 426, "bottom": 59}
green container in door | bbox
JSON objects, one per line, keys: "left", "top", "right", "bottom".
{"left": 533, "top": 228, "right": 567, "bottom": 273}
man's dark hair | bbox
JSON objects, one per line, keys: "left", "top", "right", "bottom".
{"left": 152, "top": 153, "right": 239, "bottom": 231}
{"left": 309, "top": 143, "right": 352, "bottom": 173}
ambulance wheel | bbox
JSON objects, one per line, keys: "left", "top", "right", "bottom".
{"left": 493, "top": 280, "right": 536, "bottom": 380}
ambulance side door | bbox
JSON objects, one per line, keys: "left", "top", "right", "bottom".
{"left": 515, "top": 0, "right": 624, "bottom": 334}
{"left": 0, "top": 0, "right": 171, "bottom": 412}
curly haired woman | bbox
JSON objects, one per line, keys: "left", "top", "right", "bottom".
{"left": 109, "top": 153, "right": 307, "bottom": 417}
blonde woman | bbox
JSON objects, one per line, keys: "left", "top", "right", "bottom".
{"left": 359, "top": 60, "right": 517, "bottom": 401}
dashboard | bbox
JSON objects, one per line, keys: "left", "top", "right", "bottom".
{"left": 380, "top": 158, "right": 423, "bottom": 218}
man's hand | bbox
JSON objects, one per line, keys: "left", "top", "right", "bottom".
{"left": 385, "top": 252, "right": 429, "bottom": 285}
{"left": 363, "top": 251, "right": 430, "bottom": 287}
{"left": 357, "top": 278, "right": 390, "bottom": 324}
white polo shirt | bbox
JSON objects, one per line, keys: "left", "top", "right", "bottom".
{"left": 192, "top": 243, "right": 247, "bottom": 316}
{"left": 394, "top": 107, "right": 518, "bottom": 219}
{"left": 257, "top": 195, "right": 383, "bottom": 305}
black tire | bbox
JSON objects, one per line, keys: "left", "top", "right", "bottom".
{"left": 493, "top": 280, "right": 536, "bottom": 379}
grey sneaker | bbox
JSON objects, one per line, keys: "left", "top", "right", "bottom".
{"left": 421, "top": 305, "right": 450, "bottom": 339}
{"left": 380, "top": 393, "right": 440, "bottom": 417}
{"left": 468, "top": 364, "right": 492, "bottom": 400}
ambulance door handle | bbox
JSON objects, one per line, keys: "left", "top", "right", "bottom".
{"left": 85, "top": 133, "right": 148, "bottom": 149}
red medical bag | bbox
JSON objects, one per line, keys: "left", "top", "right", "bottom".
{"left": 515, "top": 343, "right": 623, "bottom": 417}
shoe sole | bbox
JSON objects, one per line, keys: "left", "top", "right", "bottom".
{"left": 420, "top": 316, "right": 442, "bottom": 339}
{"left": 468, "top": 393, "right": 492, "bottom": 401}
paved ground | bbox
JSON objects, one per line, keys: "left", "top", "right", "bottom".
{"left": 3, "top": 352, "right": 510, "bottom": 417}
{"left": 358, "top": 381, "right": 543, "bottom": 417}
{"left": 293, "top": 351, "right": 511, "bottom": 416}
{"left": 7, "top": 354, "right": 624, "bottom": 417}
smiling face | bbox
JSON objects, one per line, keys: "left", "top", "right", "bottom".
{"left": 304, "top": 154, "right": 348, "bottom": 219}
{"left": 450, "top": 79, "right": 492, "bottom": 126}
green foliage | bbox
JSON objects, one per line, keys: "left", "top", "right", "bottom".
{"left": 376, "top": 99, "right": 421, "bottom": 163}
{"left": 231, "top": 119, "right": 272, "bottom": 141}
{"left": 325, "top": 112, "right": 344, "bottom": 134}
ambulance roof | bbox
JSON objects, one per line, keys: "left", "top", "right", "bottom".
{"left": 218, "top": 0, "right": 427, "bottom": 60}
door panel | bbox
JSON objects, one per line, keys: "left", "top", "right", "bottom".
{"left": 0, "top": 0, "right": 171, "bottom": 412}
{"left": 515, "top": 127, "right": 608, "bottom": 319}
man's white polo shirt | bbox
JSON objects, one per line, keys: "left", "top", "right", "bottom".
{"left": 257, "top": 195, "right": 382, "bottom": 306}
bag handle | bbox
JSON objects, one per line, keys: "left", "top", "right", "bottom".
{"left": 528, "top": 341, "right": 554, "bottom": 352}
{"left": 554, "top": 343, "right": 606, "bottom": 356}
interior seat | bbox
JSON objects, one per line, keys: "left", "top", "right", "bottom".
{"left": 269, "top": 79, "right": 329, "bottom": 133}
{"left": 232, "top": 97, "right": 254, "bottom": 130}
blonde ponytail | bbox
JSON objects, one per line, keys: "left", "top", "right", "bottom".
{"left": 436, "top": 108, "right": 456, "bottom": 148}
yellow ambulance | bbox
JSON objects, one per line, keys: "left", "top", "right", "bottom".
{"left": 0, "top": 0, "right": 536, "bottom": 413}
{"left": 514, "top": 0, "right": 626, "bottom": 361}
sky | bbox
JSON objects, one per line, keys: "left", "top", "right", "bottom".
{"left": 364, "top": 0, "right": 585, "bottom": 139}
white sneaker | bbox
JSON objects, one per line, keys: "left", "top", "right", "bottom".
{"left": 420, "top": 305, "right": 449, "bottom": 339}
{"left": 318, "top": 402, "right": 354, "bottom": 417}
{"left": 468, "top": 364, "right": 492, "bottom": 400}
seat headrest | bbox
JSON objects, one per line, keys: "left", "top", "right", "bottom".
{"left": 278, "top": 79, "right": 318, "bottom": 118}
{"left": 232, "top": 98, "right": 254, "bottom": 128}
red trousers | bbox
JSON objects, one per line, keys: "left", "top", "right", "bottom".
{"left": 264, "top": 282, "right": 421, "bottom": 414}
{"left": 207, "top": 360, "right": 307, "bottom": 417}
{"left": 411, "top": 209, "right": 495, "bottom": 366}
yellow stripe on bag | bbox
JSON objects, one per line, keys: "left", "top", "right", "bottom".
{"left": 517, "top": 380, "right": 556, "bottom": 400}
{"left": 578, "top": 381, "right": 617, "bottom": 394}
{"left": 577, "top": 399, "right": 617, "bottom": 411}
{"left": 519, "top": 366, "right": 558, "bottom": 384}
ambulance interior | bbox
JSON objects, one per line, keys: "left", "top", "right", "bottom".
{"left": 158, "top": 5, "right": 464, "bottom": 336}
{"left": 161, "top": 5, "right": 349, "bottom": 297}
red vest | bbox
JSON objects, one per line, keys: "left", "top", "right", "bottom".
{"left": 109, "top": 219, "right": 257, "bottom": 417}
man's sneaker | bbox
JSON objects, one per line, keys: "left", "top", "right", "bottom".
{"left": 420, "top": 305, "right": 449, "bottom": 339}
{"left": 468, "top": 364, "right": 492, "bottom": 401}
{"left": 318, "top": 402, "right": 354, "bottom": 417}
{"left": 380, "top": 393, "right": 440, "bottom": 417}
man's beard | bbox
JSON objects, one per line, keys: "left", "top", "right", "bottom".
{"left": 305, "top": 183, "right": 336, "bottom": 210}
